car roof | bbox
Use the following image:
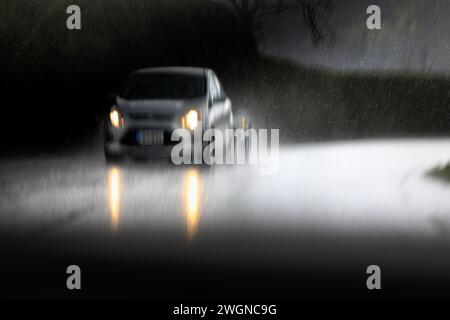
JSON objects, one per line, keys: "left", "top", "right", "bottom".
{"left": 131, "top": 67, "right": 210, "bottom": 77}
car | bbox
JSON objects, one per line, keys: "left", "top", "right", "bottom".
{"left": 104, "top": 67, "right": 233, "bottom": 163}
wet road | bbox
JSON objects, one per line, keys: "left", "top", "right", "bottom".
{"left": 1, "top": 139, "right": 450, "bottom": 237}
{"left": 1, "top": 139, "right": 450, "bottom": 299}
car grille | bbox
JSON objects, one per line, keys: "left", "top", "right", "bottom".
{"left": 128, "top": 113, "right": 174, "bottom": 122}
{"left": 120, "top": 129, "right": 178, "bottom": 146}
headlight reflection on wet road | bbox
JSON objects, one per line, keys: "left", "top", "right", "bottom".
{"left": 107, "top": 165, "right": 203, "bottom": 239}
{"left": 107, "top": 166, "right": 121, "bottom": 232}
{"left": 183, "top": 169, "right": 202, "bottom": 240}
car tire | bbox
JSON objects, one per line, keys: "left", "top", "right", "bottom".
{"left": 104, "top": 148, "right": 123, "bottom": 165}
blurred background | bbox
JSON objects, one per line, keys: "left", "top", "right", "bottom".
{"left": 1, "top": 0, "right": 450, "bottom": 155}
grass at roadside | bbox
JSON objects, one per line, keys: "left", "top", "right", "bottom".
{"left": 428, "top": 163, "right": 450, "bottom": 181}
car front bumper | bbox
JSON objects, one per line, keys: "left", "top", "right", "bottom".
{"left": 104, "top": 141, "right": 176, "bottom": 159}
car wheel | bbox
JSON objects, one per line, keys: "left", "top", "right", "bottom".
{"left": 104, "top": 149, "right": 123, "bottom": 165}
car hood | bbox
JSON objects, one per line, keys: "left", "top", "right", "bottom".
{"left": 116, "top": 97, "right": 205, "bottom": 115}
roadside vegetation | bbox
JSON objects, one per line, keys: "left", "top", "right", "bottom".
{"left": 428, "top": 163, "right": 450, "bottom": 182}
{"left": 2, "top": 0, "right": 450, "bottom": 150}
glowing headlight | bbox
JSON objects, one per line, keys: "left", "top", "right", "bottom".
{"left": 185, "top": 110, "right": 199, "bottom": 130}
{"left": 110, "top": 109, "right": 124, "bottom": 128}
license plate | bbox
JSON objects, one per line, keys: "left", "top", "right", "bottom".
{"left": 137, "top": 130, "right": 164, "bottom": 145}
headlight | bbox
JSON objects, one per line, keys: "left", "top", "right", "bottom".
{"left": 110, "top": 109, "right": 124, "bottom": 128}
{"left": 183, "top": 109, "right": 199, "bottom": 130}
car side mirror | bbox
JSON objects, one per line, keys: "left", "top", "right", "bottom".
{"left": 218, "top": 95, "right": 227, "bottom": 103}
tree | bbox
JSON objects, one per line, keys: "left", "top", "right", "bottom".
{"left": 213, "top": 0, "right": 335, "bottom": 56}
{"left": 300, "top": 0, "right": 335, "bottom": 45}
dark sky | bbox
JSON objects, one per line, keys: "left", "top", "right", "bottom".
{"left": 261, "top": 0, "right": 450, "bottom": 74}
{"left": 2, "top": 0, "right": 450, "bottom": 76}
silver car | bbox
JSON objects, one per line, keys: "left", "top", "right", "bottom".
{"left": 104, "top": 67, "right": 233, "bottom": 162}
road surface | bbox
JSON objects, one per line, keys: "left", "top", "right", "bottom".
{"left": 1, "top": 139, "right": 450, "bottom": 237}
{"left": 1, "top": 139, "right": 450, "bottom": 299}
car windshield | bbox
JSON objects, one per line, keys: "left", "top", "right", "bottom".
{"left": 121, "top": 73, "right": 206, "bottom": 100}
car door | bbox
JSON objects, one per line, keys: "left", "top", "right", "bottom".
{"left": 214, "top": 75, "right": 232, "bottom": 130}
{"left": 208, "top": 72, "right": 223, "bottom": 130}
